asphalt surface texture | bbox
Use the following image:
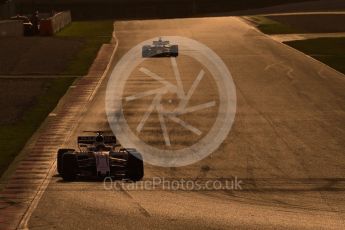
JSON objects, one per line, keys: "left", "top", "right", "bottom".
{"left": 27, "top": 17, "right": 345, "bottom": 229}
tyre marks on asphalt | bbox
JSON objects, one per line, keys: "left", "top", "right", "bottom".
{"left": 0, "top": 44, "right": 115, "bottom": 230}
{"left": 118, "top": 184, "right": 151, "bottom": 218}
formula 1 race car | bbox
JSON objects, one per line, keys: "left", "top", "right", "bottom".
{"left": 57, "top": 131, "right": 144, "bottom": 181}
{"left": 142, "top": 37, "right": 178, "bottom": 57}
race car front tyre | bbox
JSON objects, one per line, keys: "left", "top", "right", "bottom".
{"left": 62, "top": 153, "right": 78, "bottom": 181}
{"left": 57, "top": 149, "right": 75, "bottom": 175}
{"left": 126, "top": 151, "right": 144, "bottom": 181}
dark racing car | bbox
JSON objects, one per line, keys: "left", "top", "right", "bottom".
{"left": 57, "top": 131, "right": 144, "bottom": 181}
{"left": 142, "top": 37, "right": 178, "bottom": 57}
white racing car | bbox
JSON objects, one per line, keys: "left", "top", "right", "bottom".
{"left": 57, "top": 131, "right": 144, "bottom": 181}
{"left": 142, "top": 37, "right": 178, "bottom": 57}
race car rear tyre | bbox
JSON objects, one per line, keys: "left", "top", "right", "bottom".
{"left": 62, "top": 153, "right": 78, "bottom": 181}
{"left": 142, "top": 47, "right": 151, "bottom": 57}
{"left": 126, "top": 151, "right": 144, "bottom": 181}
{"left": 57, "top": 149, "right": 75, "bottom": 175}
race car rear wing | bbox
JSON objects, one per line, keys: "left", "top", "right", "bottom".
{"left": 77, "top": 136, "right": 116, "bottom": 145}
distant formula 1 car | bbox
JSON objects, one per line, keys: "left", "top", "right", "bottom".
{"left": 142, "top": 37, "right": 178, "bottom": 57}
{"left": 57, "top": 131, "right": 144, "bottom": 181}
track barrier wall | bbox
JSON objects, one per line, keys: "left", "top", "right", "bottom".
{"left": 0, "top": 19, "right": 22, "bottom": 36}
{"left": 40, "top": 11, "right": 71, "bottom": 36}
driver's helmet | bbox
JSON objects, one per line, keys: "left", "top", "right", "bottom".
{"left": 95, "top": 134, "right": 104, "bottom": 143}
{"left": 94, "top": 133, "right": 106, "bottom": 151}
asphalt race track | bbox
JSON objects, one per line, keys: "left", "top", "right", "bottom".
{"left": 28, "top": 17, "right": 345, "bottom": 229}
